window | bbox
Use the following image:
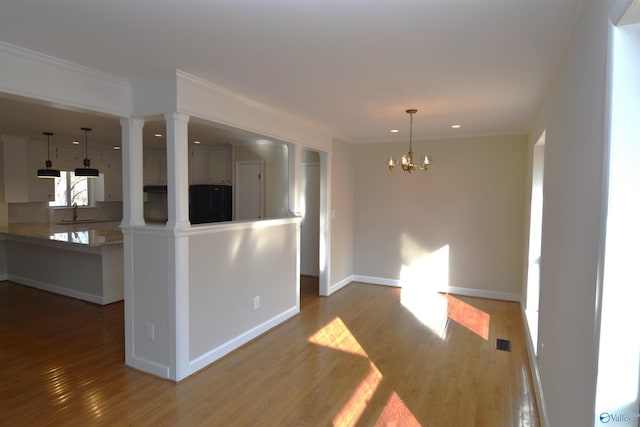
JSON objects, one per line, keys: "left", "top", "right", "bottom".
{"left": 49, "top": 171, "right": 91, "bottom": 207}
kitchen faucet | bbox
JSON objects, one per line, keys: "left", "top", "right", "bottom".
{"left": 72, "top": 203, "right": 78, "bottom": 221}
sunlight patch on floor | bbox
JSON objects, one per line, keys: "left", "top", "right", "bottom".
{"left": 445, "top": 294, "right": 490, "bottom": 340}
{"left": 308, "top": 316, "right": 368, "bottom": 358}
{"left": 377, "top": 392, "right": 421, "bottom": 426}
{"left": 333, "top": 361, "right": 383, "bottom": 427}
{"left": 398, "top": 244, "right": 490, "bottom": 340}
{"left": 309, "top": 316, "right": 419, "bottom": 426}
{"left": 399, "top": 244, "right": 451, "bottom": 339}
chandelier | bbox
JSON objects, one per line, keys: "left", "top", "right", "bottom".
{"left": 388, "top": 109, "right": 432, "bottom": 173}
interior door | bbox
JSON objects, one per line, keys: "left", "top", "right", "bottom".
{"left": 235, "top": 160, "right": 263, "bottom": 220}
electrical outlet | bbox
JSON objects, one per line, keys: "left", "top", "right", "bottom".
{"left": 145, "top": 322, "right": 155, "bottom": 341}
{"left": 253, "top": 296, "right": 260, "bottom": 309}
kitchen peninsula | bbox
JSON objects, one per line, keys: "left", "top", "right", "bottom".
{"left": 0, "top": 221, "right": 123, "bottom": 304}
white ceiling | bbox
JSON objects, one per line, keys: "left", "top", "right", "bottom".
{"left": 0, "top": 0, "right": 585, "bottom": 145}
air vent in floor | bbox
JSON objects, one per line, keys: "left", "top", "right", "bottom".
{"left": 496, "top": 338, "right": 511, "bottom": 352}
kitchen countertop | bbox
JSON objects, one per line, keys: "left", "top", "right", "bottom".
{"left": 0, "top": 221, "right": 123, "bottom": 246}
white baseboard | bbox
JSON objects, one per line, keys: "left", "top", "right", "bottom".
{"left": 188, "top": 306, "right": 299, "bottom": 375}
{"left": 0, "top": 273, "right": 8, "bottom": 281}
{"left": 352, "top": 275, "right": 521, "bottom": 302}
{"left": 126, "top": 354, "right": 171, "bottom": 379}
{"left": 520, "top": 303, "right": 549, "bottom": 427}
{"left": 7, "top": 274, "right": 120, "bottom": 305}
{"left": 328, "top": 276, "right": 353, "bottom": 295}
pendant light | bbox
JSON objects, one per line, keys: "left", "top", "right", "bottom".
{"left": 74, "top": 127, "right": 99, "bottom": 177}
{"left": 388, "top": 109, "right": 432, "bottom": 173}
{"left": 37, "top": 131, "right": 61, "bottom": 178}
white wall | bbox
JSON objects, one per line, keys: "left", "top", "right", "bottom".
{"left": 354, "top": 135, "right": 527, "bottom": 298}
{"left": 529, "top": 1, "right": 626, "bottom": 425}
{"left": 329, "top": 138, "right": 356, "bottom": 290}
{"left": 188, "top": 219, "right": 299, "bottom": 372}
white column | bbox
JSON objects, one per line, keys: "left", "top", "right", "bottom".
{"left": 163, "top": 111, "right": 190, "bottom": 380}
{"left": 164, "top": 112, "right": 190, "bottom": 229}
{"left": 120, "top": 117, "right": 145, "bottom": 227}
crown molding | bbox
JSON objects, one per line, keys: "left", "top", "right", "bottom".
{"left": 0, "top": 41, "right": 129, "bottom": 86}
{"left": 0, "top": 41, "right": 131, "bottom": 117}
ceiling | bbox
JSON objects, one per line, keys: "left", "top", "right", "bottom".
{"left": 0, "top": 0, "right": 585, "bottom": 146}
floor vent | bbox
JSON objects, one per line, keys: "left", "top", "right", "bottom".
{"left": 496, "top": 338, "right": 511, "bottom": 352}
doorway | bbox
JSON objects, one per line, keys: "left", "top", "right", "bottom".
{"left": 300, "top": 149, "right": 320, "bottom": 297}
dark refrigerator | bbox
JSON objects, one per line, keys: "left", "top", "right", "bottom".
{"left": 189, "top": 185, "right": 232, "bottom": 224}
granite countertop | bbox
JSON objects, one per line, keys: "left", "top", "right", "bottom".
{"left": 0, "top": 221, "right": 124, "bottom": 246}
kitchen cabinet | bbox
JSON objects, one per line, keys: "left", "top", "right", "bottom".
{"left": 189, "top": 145, "right": 209, "bottom": 184}
{"left": 209, "top": 145, "right": 232, "bottom": 184}
{"left": 27, "top": 142, "right": 54, "bottom": 202}
{"left": 144, "top": 150, "right": 167, "bottom": 185}
{"left": 101, "top": 150, "right": 122, "bottom": 201}
{"left": 103, "top": 171, "right": 122, "bottom": 201}
{"left": 1, "top": 135, "right": 29, "bottom": 203}
{"left": 189, "top": 144, "right": 232, "bottom": 185}
{"left": 56, "top": 146, "right": 102, "bottom": 169}
{"left": 27, "top": 170, "right": 54, "bottom": 202}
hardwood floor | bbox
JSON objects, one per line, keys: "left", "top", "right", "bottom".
{"left": 0, "top": 279, "right": 539, "bottom": 426}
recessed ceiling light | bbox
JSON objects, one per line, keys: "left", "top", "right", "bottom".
{"left": 154, "top": 133, "right": 163, "bottom": 138}
{"left": 451, "top": 124, "right": 462, "bottom": 129}
{"left": 193, "top": 140, "right": 201, "bottom": 144}
{"left": 72, "top": 140, "right": 80, "bottom": 145}
{"left": 390, "top": 129, "right": 399, "bottom": 133}
{"left": 113, "top": 146, "right": 120, "bottom": 150}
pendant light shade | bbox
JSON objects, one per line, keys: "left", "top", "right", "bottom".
{"left": 74, "top": 127, "right": 99, "bottom": 178}
{"left": 37, "top": 131, "right": 61, "bottom": 178}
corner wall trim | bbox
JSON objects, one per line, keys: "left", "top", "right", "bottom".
{"left": 188, "top": 306, "right": 299, "bottom": 376}
{"left": 352, "top": 275, "right": 521, "bottom": 302}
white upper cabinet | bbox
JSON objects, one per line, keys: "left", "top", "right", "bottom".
{"left": 1, "top": 135, "right": 29, "bottom": 203}
{"left": 189, "top": 145, "right": 209, "bottom": 184}
{"left": 188, "top": 144, "right": 232, "bottom": 185}
{"left": 101, "top": 149, "right": 122, "bottom": 201}
{"left": 27, "top": 141, "right": 54, "bottom": 202}
{"left": 209, "top": 145, "right": 232, "bottom": 185}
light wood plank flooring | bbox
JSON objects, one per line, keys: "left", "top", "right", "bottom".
{"left": 0, "top": 278, "right": 538, "bottom": 426}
